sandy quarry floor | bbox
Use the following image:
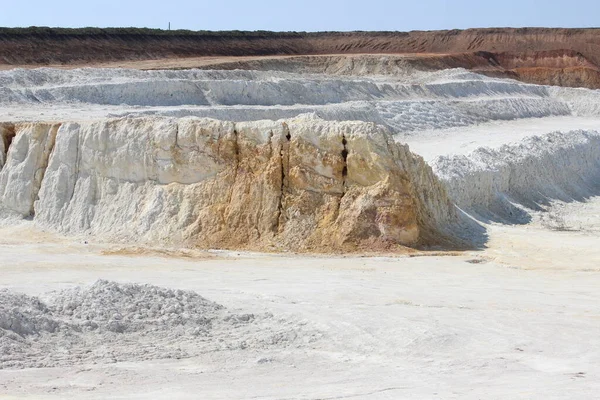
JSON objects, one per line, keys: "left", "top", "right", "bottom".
{"left": 1, "top": 199, "right": 599, "bottom": 399}
{"left": 1, "top": 63, "right": 600, "bottom": 398}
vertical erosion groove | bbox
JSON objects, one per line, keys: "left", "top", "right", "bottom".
{"left": 333, "top": 133, "right": 349, "bottom": 220}
{"left": 233, "top": 129, "right": 240, "bottom": 167}
{"left": 32, "top": 123, "right": 61, "bottom": 217}
{"left": 276, "top": 124, "right": 291, "bottom": 232}
{"left": 226, "top": 127, "right": 240, "bottom": 215}
{"left": 2, "top": 124, "right": 16, "bottom": 155}
{"left": 174, "top": 121, "right": 180, "bottom": 150}
{"left": 0, "top": 124, "right": 16, "bottom": 170}
{"left": 267, "top": 129, "right": 274, "bottom": 159}
{"left": 67, "top": 125, "right": 81, "bottom": 206}
{"left": 340, "top": 133, "right": 348, "bottom": 196}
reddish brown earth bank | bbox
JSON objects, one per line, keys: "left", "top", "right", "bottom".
{"left": 1, "top": 27, "right": 600, "bottom": 88}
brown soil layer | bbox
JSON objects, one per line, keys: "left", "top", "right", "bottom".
{"left": 1, "top": 28, "right": 600, "bottom": 88}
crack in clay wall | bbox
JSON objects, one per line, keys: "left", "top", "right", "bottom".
{"left": 340, "top": 133, "right": 348, "bottom": 195}
{"left": 275, "top": 124, "right": 291, "bottom": 232}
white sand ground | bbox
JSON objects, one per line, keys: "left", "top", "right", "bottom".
{"left": 0, "top": 204, "right": 599, "bottom": 399}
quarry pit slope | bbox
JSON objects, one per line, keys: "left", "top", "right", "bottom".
{"left": 1, "top": 27, "right": 600, "bottom": 400}
{"left": 2, "top": 27, "right": 600, "bottom": 89}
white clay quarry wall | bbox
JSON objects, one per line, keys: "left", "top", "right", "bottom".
{"left": 2, "top": 115, "right": 598, "bottom": 248}
{"left": 0, "top": 116, "right": 457, "bottom": 251}
{"left": 434, "top": 130, "right": 600, "bottom": 221}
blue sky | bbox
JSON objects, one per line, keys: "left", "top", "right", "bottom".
{"left": 1, "top": 0, "right": 598, "bottom": 31}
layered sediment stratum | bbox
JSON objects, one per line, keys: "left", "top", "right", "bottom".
{"left": 4, "top": 67, "right": 599, "bottom": 132}
{"left": 3, "top": 28, "right": 600, "bottom": 89}
{"left": 0, "top": 116, "right": 455, "bottom": 251}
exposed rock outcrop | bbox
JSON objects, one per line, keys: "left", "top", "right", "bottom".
{"left": 0, "top": 115, "right": 456, "bottom": 252}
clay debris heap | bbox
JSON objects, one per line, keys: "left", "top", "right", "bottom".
{"left": 0, "top": 116, "right": 455, "bottom": 252}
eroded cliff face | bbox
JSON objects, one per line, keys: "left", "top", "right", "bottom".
{"left": 0, "top": 116, "right": 456, "bottom": 252}
{"left": 0, "top": 122, "right": 58, "bottom": 215}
